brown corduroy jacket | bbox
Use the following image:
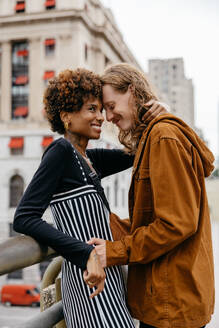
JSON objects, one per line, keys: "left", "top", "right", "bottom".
{"left": 108, "top": 114, "right": 215, "bottom": 328}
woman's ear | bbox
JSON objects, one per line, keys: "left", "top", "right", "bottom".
{"left": 60, "top": 111, "right": 68, "bottom": 123}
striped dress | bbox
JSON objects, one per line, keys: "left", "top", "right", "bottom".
{"left": 14, "top": 137, "right": 135, "bottom": 327}
{"left": 50, "top": 146, "right": 135, "bottom": 327}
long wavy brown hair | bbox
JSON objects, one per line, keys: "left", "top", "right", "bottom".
{"left": 101, "top": 63, "right": 158, "bottom": 154}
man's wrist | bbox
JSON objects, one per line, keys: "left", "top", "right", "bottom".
{"left": 106, "top": 240, "right": 128, "bottom": 267}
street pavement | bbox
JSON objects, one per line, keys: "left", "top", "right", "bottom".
{"left": 206, "top": 220, "right": 219, "bottom": 328}
{"left": 0, "top": 304, "right": 39, "bottom": 328}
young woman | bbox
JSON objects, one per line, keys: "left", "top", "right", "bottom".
{"left": 89, "top": 63, "right": 215, "bottom": 328}
{"left": 13, "top": 68, "right": 167, "bottom": 328}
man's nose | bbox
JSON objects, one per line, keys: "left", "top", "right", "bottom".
{"left": 105, "top": 110, "right": 114, "bottom": 122}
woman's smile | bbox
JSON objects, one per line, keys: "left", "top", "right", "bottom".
{"left": 91, "top": 122, "right": 102, "bottom": 133}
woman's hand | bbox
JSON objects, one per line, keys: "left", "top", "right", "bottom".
{"left": 142, "top": 99, "right": 170, "bottom": 123}
{"left": 87, "top": 238, "right": 106, "bottom": 268}
{"left": 83, "top": 249, "right": 106, "bottom": 298}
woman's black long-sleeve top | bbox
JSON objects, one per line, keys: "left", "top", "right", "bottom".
{"left": 13, "top": 138, "right": 134, "bottom": 270}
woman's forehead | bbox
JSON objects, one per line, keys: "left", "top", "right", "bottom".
{"left": 83, "top": 96, "right": 103, "bottom": 107}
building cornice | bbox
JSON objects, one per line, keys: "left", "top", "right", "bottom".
{"left": 0, "top": 9, "right": 140, "bottom": 68}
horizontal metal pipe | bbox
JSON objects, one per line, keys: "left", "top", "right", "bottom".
{"left": 16, "top": 300, "right": 64, "bottom": 328}
{"left": 0, "top": 235, "right": 56, "bottom": 276}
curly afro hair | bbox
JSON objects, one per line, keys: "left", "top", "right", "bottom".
{"left": 43, "top": 68, "right": 102, "bottom": 134}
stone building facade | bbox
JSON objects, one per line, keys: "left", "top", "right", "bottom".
{"left": 0, "top": 0, "right": 138, "bottom": 285}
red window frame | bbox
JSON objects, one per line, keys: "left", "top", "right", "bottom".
{"left": 8, "top": 137, "right": 24, "bottom": 149}
{"left": 44, "top": 39, "right": 55, "bottom": 46}
{"left": 43, "top": 71, "right": 55, "bottom": 80}
{"left": 14, "top": 76, "right": 28, "bottom": 85}
{"left": 15, "top": 1, "right": 25, "bottom": 12}
{"left": 45, "top": 0, "right": 56, "bottom": 8}
{"left": 17, "top": 49, "right": 28, "bottom": 57}
{"left": 41, "top": 136, "right": 54, "bottom": 148}
{"left": 14, "top": 107, "right": 28, "bottom": 117}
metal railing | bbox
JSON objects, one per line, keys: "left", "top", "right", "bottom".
{"left": 0, "top": 235, "right": 65, "bottom": 327}
{"left": 17, "top": 301, "right": 63, "bottom": 328}
{"left": 0, "top": 235, "right": 56, "bottom": 275}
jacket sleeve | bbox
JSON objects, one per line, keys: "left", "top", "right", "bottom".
{"left": 106, "top": 137, "right": 201, "bottom": 266}
{"left": 13, "top": 142, "right": 93, "bottom": 270}
{"left": 110, "top": 212, "right": 131, "bottom": 241}
{"left": 87, "top": 149, "right": 134, "bottom": 178}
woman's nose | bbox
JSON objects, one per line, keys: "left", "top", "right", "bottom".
{"left": 97, "top": 111, "right": 104, "bottom": 122}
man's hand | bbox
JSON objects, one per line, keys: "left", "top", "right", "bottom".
{"left": 142, "top": 99, "right": 170, "bottom": 123}
{"left": 87, "top": 238, "right": 106, "bottom": 268}
{"left": 83, "top": 249, "right": 106, "bottom": 298}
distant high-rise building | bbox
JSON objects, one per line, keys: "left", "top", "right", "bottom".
{"left": 148, "top": 58, "right": 194, "bottom": 128}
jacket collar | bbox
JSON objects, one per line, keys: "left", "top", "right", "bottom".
{"left": 132, "top": 114, "right": 168, "bottom": 177}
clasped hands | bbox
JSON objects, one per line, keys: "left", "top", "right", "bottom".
{"left": 83, "top": 238, "right": 106, "bottom": 298}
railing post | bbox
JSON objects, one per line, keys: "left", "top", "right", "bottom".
{"left": 40, "top": 256, "right": 66, "bottom": 328}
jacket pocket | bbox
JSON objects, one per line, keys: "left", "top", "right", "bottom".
{"left": 134, "top": 168, "right": 152, "bottom": 210}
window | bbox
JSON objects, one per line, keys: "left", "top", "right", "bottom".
{"left": 15, "top": 1, "right": 25, "bottom": 13}
{"left": 14, "top": 106, "right": 28, "bottom": 118}
{"left": 121, "top": 188, "right": 125, "bottom": 207}
{"left": 106, "top": 186, "right": 110, "bottom": 202}
{"left": 43, "top": 71, "right": 55, "bottom": 80}
{"left": 45, "top": 0, "right": 56, "bottom": 10}
{"left": 43, "top": 71, "right": 55, "bottom": 86}
{"left": 84, "top": 44, "right": 88, "bottom": 61}
{"left": 45, "top": 39, "right": 55, "bottom": 56}
{"left": 12, "top": 41, "right": 29, "bottom": 119}
{"left": 114, "top": 177, "right": 118, "bottom": 207}
{"left": 17, "top": 49, "right": 28, "bottom": 57}
{"left": 14, "top": 75, "right": 28, "bottom": 85}
{"left": 9, "top": 174, "right": 24, "bottom": 208}
{"left": 8, "top": 137, "right": 24, "bottom": 155}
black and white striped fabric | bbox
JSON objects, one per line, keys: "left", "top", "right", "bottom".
{"left": 50, "top": 181, "right": 135, "bottom": 326}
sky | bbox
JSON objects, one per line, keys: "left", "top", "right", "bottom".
{"left": 101, "top": 0, "right": 219, "bottom": 157}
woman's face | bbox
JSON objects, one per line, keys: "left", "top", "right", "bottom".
{"left": 102, "top": 84, "right": 135, "bottom": 131}
{"left": 67, "top": 97, "right": 104, "bottom": 140}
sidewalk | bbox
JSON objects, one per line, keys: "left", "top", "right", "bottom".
{"left": 206, "top": 220, "right": 219, "bottom": 327}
